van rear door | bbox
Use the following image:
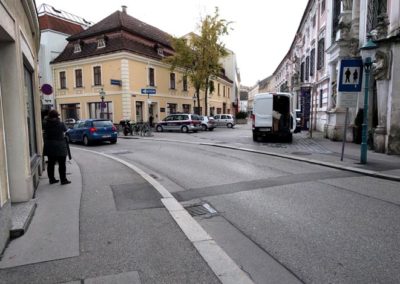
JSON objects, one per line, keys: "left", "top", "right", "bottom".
{"left": 254, "top": 94, "right": 273, "bottom": 128}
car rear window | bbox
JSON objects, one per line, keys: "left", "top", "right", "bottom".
{"left": 93, "top": 121, "right": 113, "bottom": 127}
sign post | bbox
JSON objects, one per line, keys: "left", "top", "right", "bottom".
{"left": 141, "top": 88, "right": 156, "bottom": 125}
{"left": 338, "top": 59, "right": 363, "bottom": 161}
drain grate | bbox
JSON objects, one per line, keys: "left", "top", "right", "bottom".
{"left": 184, "top": 203, "right": 217, "bottom": 216}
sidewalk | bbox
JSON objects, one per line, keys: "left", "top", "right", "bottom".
{"left": 0, "top": 149, "right": 248, "bottom": 284}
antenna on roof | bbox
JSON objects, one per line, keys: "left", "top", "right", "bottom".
{"left": 122, "top": 5, "right": 127, "bottom": 14}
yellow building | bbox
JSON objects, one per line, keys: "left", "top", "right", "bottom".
{"left": 52, "top": 7, "right": 233, "bottom": 124}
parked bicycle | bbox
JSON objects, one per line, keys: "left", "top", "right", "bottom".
{"left": 139, "top": 122, "right": 152, "bottom": 137}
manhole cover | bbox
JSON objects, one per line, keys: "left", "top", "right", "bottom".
{"left": 291, "top": 151, "right": 312, "bottom": 155}
{"left": 184, "top": 203, "right": 217, "bottom": 216}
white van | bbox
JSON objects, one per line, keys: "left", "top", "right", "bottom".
{"left": 252, "top": 92, "right": 297, "bottom": 142}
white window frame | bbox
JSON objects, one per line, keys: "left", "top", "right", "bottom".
{"left": 97, "top": 38, "right": 106, "bottom": 49}
{"left": 147, "top": 66, "right": 156, "bottom": 87}
{"left": 74, "top": 68, "right": 83, "bottom": 88}
{"left": 73, "top": 43, "right": 81, "bottom": 53}
{"left": 92, "top": 65, "right": 103, "bottom": 86}
{"left": 59, "top": 70, "right": 67, "bottom": 89}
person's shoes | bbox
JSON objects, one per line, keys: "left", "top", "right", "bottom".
{"left": 49, "top": 179, "right": 59, "bottom": 184}
{"left": 61, "top": 180, "right": 71, "bottom": 185}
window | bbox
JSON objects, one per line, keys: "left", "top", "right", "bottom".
{"left": 183, "top": 76, "right": 188, "bottom": 91}
{"left": 157, "top": 48, "right": 164, "bottom": 56}
{"left": 74, "top": 43, "right": 81, "bottom": 53}
{"left": 317, "top": 38, "right": 325, "bottom": 70}
{"left": 93, "top": 66, "right": 102, "bottom": 86}
{"left": 170, "top": 73, "right": 175, "bottom": 89}
{"left": 300, "top": 62, "right": 305, "bottom": 82}
{"left": 97, "top": 38, "right": 106, "bottom": 49}
{"left": 319, "top": 89, "right": 323, "bottom": 108}
{"left": 310, "top": 49, "right": 315, "bottom": 76}
{"left": 305, "top": 56, "right": 310, "bottom": 81}
{"left": 75, "top": 69, "right": 82, "bottom": 88}
{"left": 167, "top": 103, "right": 177, "bottom": 115}
{"left": 148, "top": 67, "right": 155, "bottom": 87}
{"left": 367, "top": 0, "right": 387, "bottom": 33}
{"left": 59, "top": 71, "right": 66, "bottom": 89}
{"left": 223, "top": 86, "right": 226, "bottom": 97}
{"left": 218, "top": 83, "right": 220, "bottom": 96}
{"left": 182, "top": 104, "right": 190, "bottom": 113}
{"left": 24, "top": 65, "right": 37, "bottom": 158}
{"left": 321, "top": 0, "right": 325, "bottom": 13}
{"left": 228, "top": 87, "right": 230, "bottom": 98}
{"left": 332, "top": 0, "right": 341, "bottom": 40}
{"left": 312, "top": 15, "right": 316, "bottom": 27}
{"left": 88, "top": 101, "right": 113, "bottom": 121}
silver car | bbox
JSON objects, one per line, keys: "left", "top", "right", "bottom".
{"left": 213, "top": 114, "right": 235, "bottom": 128}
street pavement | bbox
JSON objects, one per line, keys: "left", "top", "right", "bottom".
{"left": 0, "top": 123, "right": 399, "bottom": 283}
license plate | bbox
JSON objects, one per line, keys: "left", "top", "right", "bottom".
{"left": 259, "top": 128, "right": 271, "bottom": 132}
{"left": 102, "top": 135, "right": 111, "bottom": 138}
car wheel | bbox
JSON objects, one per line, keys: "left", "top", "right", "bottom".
{"left": 227, "top": 123, "right": 233, "bottom": 128}
{"left": 83, "top": 135, "right": 90, "bottom": 146}
{"left": 181, "top": 126, "right": 189, "bottom": 133}
{"left": 202, "top": 124, "right": 207, "bottom": 131}
{"left": 156, "top": 125, "right": 163, "bottom": 132}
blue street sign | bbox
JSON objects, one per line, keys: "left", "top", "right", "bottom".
{"left": 141, "top": 88, "right": 156, "bottom": 95}
{"left": 338, "top": 59, "right": 363, "bottom": 92}
{"left": 110, "top": 79, "right": 122, "bottom": 86}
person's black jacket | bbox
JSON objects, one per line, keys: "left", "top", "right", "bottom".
{"left": 43, "top": 118, "right": 68, "bottom": 157}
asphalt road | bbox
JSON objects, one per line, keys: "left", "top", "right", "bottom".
{"left": 81, "top": 128, "right": 400, "bottom": 284}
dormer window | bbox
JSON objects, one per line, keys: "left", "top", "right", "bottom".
{"left": 157, "top": 47, "right": 164, "bottom": 57}
{"left": 74, "top": 43, "right": 81, "bottom": 53}
{"left": 97, "top": 38, "right": 106, "bottom": 49}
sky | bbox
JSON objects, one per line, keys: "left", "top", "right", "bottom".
{"left": 36, "top": 0, "right": 308, "bottom": 87}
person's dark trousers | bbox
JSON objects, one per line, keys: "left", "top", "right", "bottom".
{"left": 47, "top": 156, "right": 67, "bottom": 182}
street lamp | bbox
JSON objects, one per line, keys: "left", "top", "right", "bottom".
{"left": 99, "top": 88, "right": 106, "bottom": 119}
{"left": 193, "top": 94, "right": 197, "bottom": 114}
{"left": 360, "top": 35, "right": 378, "bottom": 164}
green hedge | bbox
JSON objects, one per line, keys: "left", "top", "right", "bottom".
{"left": 235, "top": 111, "right": 248, "bottom": 119}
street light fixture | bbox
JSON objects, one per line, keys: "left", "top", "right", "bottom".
{"left": 99, "top": 88, "right": 106, "bottom": 119}
{"left": 360, "top": 34, "right": 378, "bottom": 164}
{"left": 192, "top": 94, "right": 197, "bottom": 114}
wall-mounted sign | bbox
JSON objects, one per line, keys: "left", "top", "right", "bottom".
{"left": 141, "top": 88, "right": 156, "bottom": 95}
{"left": 41, "top": 84, "right": 53, "bottom": 95}
{"left": 338, "top": 59, "right": 363, "bottom": 92}
{"left": 338, "top": 92, "right": 358, "bottom": 108}
{"left": 110, "top": 79, "right": 122, "bottom": 86}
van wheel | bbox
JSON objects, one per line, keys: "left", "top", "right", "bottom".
{"left": 202, "top": 124, "right": 207, "bottom": 131}
{"left": 156, "top": 125, "right": 163, "bottom": 132}
{"left": 227, "top": 123, "right": 233, "bottom": 128}
{"left": 181, "top": 126, "right": 189, "bottom": 133}
{"left": 252, "top": 132, "right": 257, "bottom": 141}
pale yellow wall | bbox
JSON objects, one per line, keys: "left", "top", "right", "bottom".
{"left": 53, "top": 53, "right": 234, "bottom": 123}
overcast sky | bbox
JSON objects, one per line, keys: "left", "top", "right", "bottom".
{"left": 36, "top": 0, "right": 308, "bottom": 87}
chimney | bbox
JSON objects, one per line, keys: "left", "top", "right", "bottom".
{"left": 122, "top": 5, "right": 127, "bottom": 14}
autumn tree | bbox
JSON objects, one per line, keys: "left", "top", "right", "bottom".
{"left": 164, "top": 8, "right": 231, "bottom": 115}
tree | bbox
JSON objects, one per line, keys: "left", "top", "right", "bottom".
{"left": 164, "top": 7, "right": 231, "bottom": 115}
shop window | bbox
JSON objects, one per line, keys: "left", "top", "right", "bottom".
{"left": 24, "top": 65, "right": 37, "bottom": 158}
{"left": 88, "top": 101, "right": 113, "bottom": 121}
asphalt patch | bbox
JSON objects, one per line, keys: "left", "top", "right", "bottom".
{"left": 111, "top": 181, "right": 163, "bottom": 211}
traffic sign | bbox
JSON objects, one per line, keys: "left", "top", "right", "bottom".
{"left": 141, "top": 88, "right": 156, "bottom": 95}
{"left": 338, "top": 59, "right": 363, "bottom": 92}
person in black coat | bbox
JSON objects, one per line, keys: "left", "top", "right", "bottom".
{"left": 43, "top": 110, "right": 71, "bottom": 185}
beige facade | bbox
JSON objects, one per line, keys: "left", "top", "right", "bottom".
{"left": 53, "top": 52, "right": 233, "bottom": 123}
{"left": 0, "top": 0, "right": 41, "bottom": 252}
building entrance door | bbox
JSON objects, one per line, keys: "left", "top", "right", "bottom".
{"left": 301, "top": 88, "right": 311, "bottom": 130}
{"left": 136, "top": 101, "right": 143, "bottom": 122}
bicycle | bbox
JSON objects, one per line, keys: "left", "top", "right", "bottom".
{"left": 140, "top": 122, "right": 152, "bottom": 137}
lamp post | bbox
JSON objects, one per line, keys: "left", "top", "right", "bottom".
{"left": 193, "top": 94, "right": 197, "bottom": 114}
{"left": 99, "top": 88, "right": 106, "bottom": 119}
{"left": 360, "top": 35, "right": 378, "bottom": 164}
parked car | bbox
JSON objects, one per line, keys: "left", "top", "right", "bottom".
{"left": 66, "top": 119, "right": 118, "bottom": 146}
{"left": 155, "top": 113, "right": 201, "bottom": 133}
{"left": 199, "top": 116, "right": 216, "bottom": 131}
{"left": 213, "top": 114, "right": 235, "bottom": 128}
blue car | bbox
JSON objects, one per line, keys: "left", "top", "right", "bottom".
{"left": 66, "top": 119, "right": 118, "bottom": 146}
